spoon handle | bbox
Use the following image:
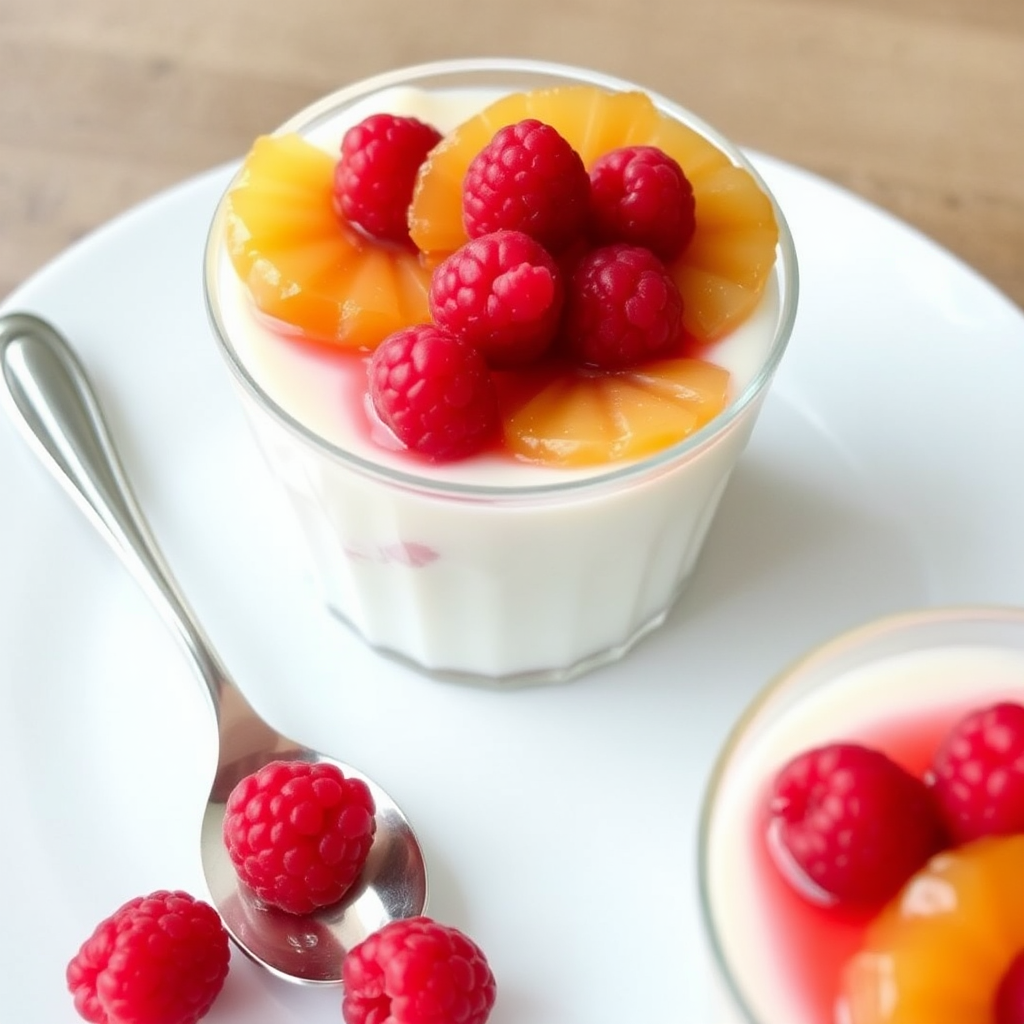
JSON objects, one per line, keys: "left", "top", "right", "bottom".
{"left": 0, "top": 311, "right": 228, "bottom": 717}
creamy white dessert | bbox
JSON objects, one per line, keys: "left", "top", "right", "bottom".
{"left": 204, "top": 60, "right": 798, "bottom": 684}
{"left": 700, "top": 609, "right": 1024, "bottom": 1023}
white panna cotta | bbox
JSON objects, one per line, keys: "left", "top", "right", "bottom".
{"left": 204, "top": 59, "right": 798, "bottom": 685}
{"left": 700, "top": 607, "right": 1024, "bottom": 1024}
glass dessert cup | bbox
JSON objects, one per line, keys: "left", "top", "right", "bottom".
{"left": 203, "top": 58, "right": 799, "bottom": 687}
{"left": 698, "top": 605, "right": 1024, "bottom": 1024}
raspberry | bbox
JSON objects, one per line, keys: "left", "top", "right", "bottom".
{"left": 562, "top": 243, "right": 683, "bottom": 369}
{"left": 767, "top": 742, "right": 944, "bottom": 907}
{"left": 223, "top": 759, "right": 376, "bottom": 915}
{"left": 368, "top": 324, "right": 499, "bottom": 460}
{"left": 342, "top": 916, "right": 496, "bottom": 1024}
{"left": 996, "top": 952, "right": 1024, "bottom": 1024}
{"left": 462, "top": 119, "right": 589, "bottom": 252}
{"left": 589, "top": 145, "right": 696, "bottom": 261}
{"left": 334, "top": 113, "right": 442, "bottom": 244}
{"left": 66, "top": 891, "right": 230, "bottom": 1024}
{"left": 925, "top": 701, "right": 1024, "bottom": 844}
{"left": 429, "top": 229, "right": 563, "bottom": 367}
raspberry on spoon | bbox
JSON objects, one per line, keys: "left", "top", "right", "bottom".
{"left": 66, "top": 890, "right": 230, "bottom": 1024}
{"left": 223, "top": 759, "right": 376, "bottom": 915}
{"left": 563, "top": 243, "right": 683, "bottom": 369}
{"left": 342, "top": 916, "right": 497, "bottom": 1024}
{"left": 926, "top": 700, "right": 1024, "bottom": 844}
{"left": 429, "top": 229, "right": 564, "bottom": 367}
{"left": 333, "top": 113, "right": 442, "bottom": 244}
{"left": 767, "top": 742, "right": 944, "bottom": 908}
{"left": 462, "top": 118, "right": 590, "bottom": 252}
{"left": 589, "top": 145, "right": 696, "bottom": 261}
{"left": 369, "top": 323, "right": 500, "bottom": 460}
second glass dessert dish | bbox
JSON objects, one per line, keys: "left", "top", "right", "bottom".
{"left": 699, "top": 606, "right": 1024, "bottom": 1024}
{"left": 204, "top": 57, "right": 799, "bottom": 685}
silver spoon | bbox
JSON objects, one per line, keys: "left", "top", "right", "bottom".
{"left": 0, "top": 311, "right": 427, "bottom": 984}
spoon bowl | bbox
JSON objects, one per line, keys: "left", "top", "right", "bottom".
{"left": 0, "top": 311, "right": 427, "bottom": 984}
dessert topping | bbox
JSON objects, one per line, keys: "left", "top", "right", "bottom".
{"left": 589, "top": 145, "right": 696, "bottom": 261}
{"left": 227, "top": 84, "right": 784, "bottom": 463}
{"left": 767, "top": 742, "right": 943, "bottom": 907}
{"left": 428, "top": 229, "right": 564, "bottom": 368}
{"left": 771, "top": 701, "right": 1024, "bottom": 1022}
{"left": 839, "top": 834, "right": 1024, "bottom": 1024}
{"left": 462, "top": 118, "right": 591, "bottom": 252}
{"left": 563, "top": 243, "right": 683, "bottom": 369}
{"left": 333, "top": 113, "right": 442, "bottom": 244}
{"left": 222, "top": 759, "right": 376, "bottom": 915}
{"left": 996, "top": 952, "right": 1024, "bottom": 1024}
{"left": 926, "top": 700, "right": 1024, "bottom": 844}
{"left": 224, "top": 132, "right": 433, "bottom": 347}
{"left": 368, "top": 324, "right": 500, "bottom": 460}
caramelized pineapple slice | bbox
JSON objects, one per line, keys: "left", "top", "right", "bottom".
{"left": 498, "top": 357, "right": 730, "bottom": 466}
{"left": 225, "top": 133, "right": 431, "bottom": 348}
{"left": 840, "top": 836, "right": 1024, "bottom": 1024}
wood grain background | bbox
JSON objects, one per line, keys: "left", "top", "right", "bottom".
{"left": 1, "top": 0, "right": 1022, "bottom": 309}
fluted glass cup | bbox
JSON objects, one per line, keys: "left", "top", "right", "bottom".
{"left": 203, "top": 58, "right": 799, "bottom": 687}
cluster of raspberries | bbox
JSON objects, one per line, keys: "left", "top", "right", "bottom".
{"left": 767, "top": 699, "right": 1024, "bottom": 909}
{"left": 333, "top": 112, "right": 698, "bottom": 460}
{"left": 66, "top": 759, "right": 497, "bottom": 1024}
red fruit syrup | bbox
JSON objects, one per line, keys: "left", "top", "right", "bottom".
{"left": 746, "top": 703, "right": 970, "bottom": 1023}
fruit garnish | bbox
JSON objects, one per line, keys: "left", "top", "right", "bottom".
{"left": 839, "top": 835, "right": 1024, "bottom": 1024}
{"left": 997, "top": 954, "right": 1024, "bottom": 1024}
{"left": 428, "top": 229, "right": 563, "bottom": 367}
{"left": 333, "top": 113, "right": 443, "bottom": 244}
{"left": 496, "top": 355, "right": 729, "bottom": 466}
{"left": 562, "top": 243, "right": 683, "bottom": 369}
{"left": 67, "top": 890, "right": 230, "bottom": 1024}
{"left": 224, "top": 132, "right": 432, "bottom": 346}
{"left": 589, "top": 145, "right": 696, "bottom": 261}
{"left": 995, "top": 950, "right": 1024, "bottom": 1024}
{"left": 408, "top": 84, "right": 778, "bottom": 343}
{"left": 222, "top": 759, "right": 376, "bottom": 915}
{"left": 462, "top": 118, "right": 591, "bottom": 252}
{"left": 926, "top": 701, "right": 1024, "bottom": 844}
{"left": 342, "top": 916, "right": 497, "bottom": 1024}
{"left": 369, "top": 324, "right": 500, "bottom": 460}
{"left": 766, "top": 742, "right": 944, "bottom": 908}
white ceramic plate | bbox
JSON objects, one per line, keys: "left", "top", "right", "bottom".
{"left": 2, "top": 154, "right": 1024, "bottom": 1024}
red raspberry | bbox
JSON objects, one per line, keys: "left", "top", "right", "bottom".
{"left": 767, "top": 742, "right": 943, "bottom": 907}
{"left": 926, "top": 701, "right": 1024, "bottom": 843}
{"left": 562, "top": 243, "right": 683, "bottom": 369}
{"left": 996, "top": 952, "right": 1024, "bottom": 1024}
{"left": 342, "top": 916, "right": 496, "bottom": 1024}
{"left": 589, "top": 145, "right": 696, "bottom": 261}
{"left": 429, "top": 229, "right": 563, "bottom": 367}
{"left": 223, "top": 759, "right": 376, "bottom": 915}
{"left": 334, "top": 113, "right": 442, "bottom": 244}
{"left": 462, "top": 119, "right": 590, "bottom": 252}
{"left": 66, "top": 890, "right": 230, "bottom": 1024}
{"left": 368, "top": 324, "right": 499, "bottom": 460}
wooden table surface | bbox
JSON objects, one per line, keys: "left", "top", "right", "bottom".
{"left": 1, "top": 0, "right": 1022, "bottom": 311}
